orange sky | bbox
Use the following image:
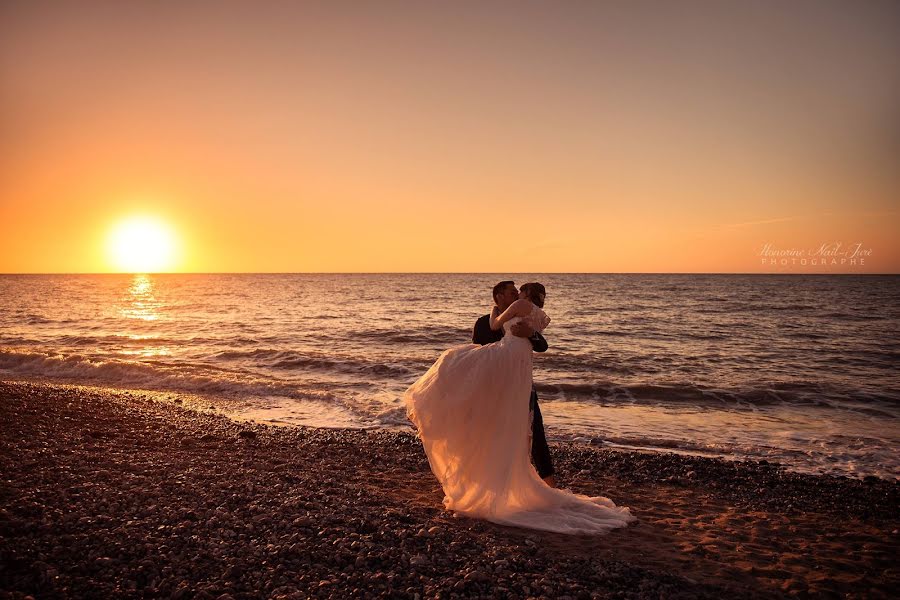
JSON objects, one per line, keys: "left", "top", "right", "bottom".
{"left": 2, "top": 1, "right": 898, "bottom": 273}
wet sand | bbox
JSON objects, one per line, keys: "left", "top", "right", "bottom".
{"left": 1, "top": 380, "right": 897, "bottom": 599}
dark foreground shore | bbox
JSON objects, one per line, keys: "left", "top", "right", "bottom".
{"left": 1, "top": 380, "right": 897, "bottom": 599}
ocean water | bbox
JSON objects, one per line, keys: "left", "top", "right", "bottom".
{"left": 1, "top": 273, "right": 898, "bottom": 480}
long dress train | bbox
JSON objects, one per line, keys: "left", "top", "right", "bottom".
{"left": 403, "top": 305, "right": 636, "bottom": 535}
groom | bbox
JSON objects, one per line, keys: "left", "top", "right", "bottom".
{"left": 472, "top": 280, "right": 557, "bottom": 488}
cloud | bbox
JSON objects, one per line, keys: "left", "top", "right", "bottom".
{"left": 719, "top": 216, "right": 800, "bottom": 229}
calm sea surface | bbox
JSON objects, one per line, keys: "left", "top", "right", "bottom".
{"left": 1, "top": 273, "right": 898, "bottom": 480}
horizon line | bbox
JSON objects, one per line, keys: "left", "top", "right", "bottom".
{"left": 1, "top": 271, "right": 897, "bottom": 276}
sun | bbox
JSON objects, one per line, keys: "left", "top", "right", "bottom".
{"left": 107, "top": 216, "right": 179, "bottom": 273}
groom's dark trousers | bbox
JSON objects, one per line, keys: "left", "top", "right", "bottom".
{"left": 472, "top": 315, "right": 555, "bottom": 479}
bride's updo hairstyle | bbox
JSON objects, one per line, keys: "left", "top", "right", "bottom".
{"left": 520, "top": 282, "right": 546, "bottom": 308}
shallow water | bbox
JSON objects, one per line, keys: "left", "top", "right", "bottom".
{"left": 1, "top": 273, "right": 898, "bottom": 479}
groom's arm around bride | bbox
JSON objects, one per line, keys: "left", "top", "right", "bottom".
{"left": 471, "top": 314, "right": 548, "bottom": 351}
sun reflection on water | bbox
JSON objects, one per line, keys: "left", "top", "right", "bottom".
{"left": 119, "top": 347, "right": 171, "bottom": 358}
{"left": 120, "top": 274, "right": 162, "bottom": 322}
{"left": 116, "top": 274, "right": 172, "bottom": 357}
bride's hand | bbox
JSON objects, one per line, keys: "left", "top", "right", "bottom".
{"left": 489, "top": 305, "right": 502, "bottom": 330}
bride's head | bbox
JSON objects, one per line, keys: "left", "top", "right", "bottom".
{"left": 519, "top": 282, "right": 546, "bottom": 308}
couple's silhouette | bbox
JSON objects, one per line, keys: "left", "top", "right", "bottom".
{"left": 404, "top": 281, "right": 636, "bottom": 535}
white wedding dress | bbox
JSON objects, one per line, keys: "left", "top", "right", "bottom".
{"left": 403, "top": 303, "right": 637, "bottom": 535}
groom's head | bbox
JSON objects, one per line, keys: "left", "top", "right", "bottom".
{"left": 492, "top": 280, "right": 518, "bottom": 311}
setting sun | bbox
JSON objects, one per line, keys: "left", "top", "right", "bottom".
{"left": 107, "top": 216, "right": 178, "bottom": 273}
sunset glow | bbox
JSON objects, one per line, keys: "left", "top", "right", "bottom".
{"left": 107, "top": 217, "right": 178, "bottom": 273}
{"left": 1, "top": 2, "right": 898, "bottom": 273}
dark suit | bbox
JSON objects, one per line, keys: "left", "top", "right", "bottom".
{"left": 471, "top": 314, "right": 555, "bottom": 479}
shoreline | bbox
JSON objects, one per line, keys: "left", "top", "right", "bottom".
{"left": 2, "top": 373, "right": 894, "bottom": 484}
{"left": 1, "top": 379, "right": 897, "bottom": 598}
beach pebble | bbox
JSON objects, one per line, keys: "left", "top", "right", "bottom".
{"left": 409, "top": 554, "right": 429, "bottom": 567}
{"left": 464, "top": 569, "right": 489, "bottom": 582}
{"left": 2, "top": 380, "right": 897, "bottom": 600}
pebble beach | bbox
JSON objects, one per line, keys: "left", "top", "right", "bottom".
{"left": 1, "top": 379, "right": 897, "bottom": 599}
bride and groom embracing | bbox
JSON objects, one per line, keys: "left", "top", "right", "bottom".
{"left": 404, "top": 280, "right": 637, "bottom": 535}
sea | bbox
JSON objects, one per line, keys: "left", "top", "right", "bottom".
{"left": 1, "top": 273, "right": 898, "bottom": 481}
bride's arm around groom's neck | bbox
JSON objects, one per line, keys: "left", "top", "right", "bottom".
{"left": 489, "top": 299, "right": 532, "bottom": 331}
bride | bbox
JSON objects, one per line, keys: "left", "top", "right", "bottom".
{"left": 404, "top": 283, "right": 637, "bottom": 535}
